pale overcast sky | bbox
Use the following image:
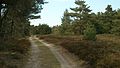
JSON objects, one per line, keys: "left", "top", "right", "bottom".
{"left": 30, "top": 0, "right": 120, "bottom": 27}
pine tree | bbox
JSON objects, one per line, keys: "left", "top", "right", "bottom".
{"left": 60, "top": 9, "right": 73, "bottom": 35}
{"left": 0, "top": 0, "right": 44, "bottom": 42}
{"left": 111, "top": 9, "right": 120, "bottom": 35}
{"left": 68, "top": 0, "right": 92, "bottom": 35}
{"left": 102, "top": 5, "right": 116, "bottom": 34}
{"left": 83, "top": 23, "right": 96, "bottom": 41}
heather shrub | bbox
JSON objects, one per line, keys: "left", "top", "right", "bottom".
{"left": 96, "top": 53, "right": 120, "bottom": 68}
{"left": 0, "top": 38, "right": 31, "bottom": 53}
{"left": 60, "top": 40, "right": 112, "bottom": 67}
{"left": 39, "top": 35, "right": 120, "bottom": 68}
{"left": 0, "top": 38, "right": 31, "bottom": 68}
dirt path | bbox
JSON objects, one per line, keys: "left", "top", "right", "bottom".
{"left": 24, "top": 37, "right": 82, "bottom": 68}
{"left": 39, "top": 40, "right": 78, "bottom": 68}
{"left": 24, "top": 37, "right": 60, "bottom": 68}
{"left": 24, "top": 38, "right": 42, "bottom": 68}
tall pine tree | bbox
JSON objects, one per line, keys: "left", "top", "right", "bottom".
{"left": 60, "top": 9, "right": 73, "bottom": 35}
{"left": 68, "top": 0, "right": 92, "bottom": 35}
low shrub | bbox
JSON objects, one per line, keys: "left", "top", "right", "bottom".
{"left": 60, "top": 40, "right": 112, "bottom": 67}
{"left": 96, "top": 53, "right": 120, "bottom": 68}
{"left": 0, "top": 38, "right": 31, "bottom": 53}
{"left": 0, "top": 38, "right": 31, "bottom": 68}
{"left": 39, "top": 35, "right": 120, "bottom": 68}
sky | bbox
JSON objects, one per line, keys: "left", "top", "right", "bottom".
{"left": 30, "top": 0, "right": 120, "bottom": 27}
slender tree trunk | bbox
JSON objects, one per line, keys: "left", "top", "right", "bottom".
{"left": 0, "top": 4, "right": 8, "bottom": 43}
{"left": 10, "top": 20, "right": 14, "bottom": 38}
{"left": 0, "top": 3, "right": 2, "bottom": 44}
{"left": 0, "top": 4, "right": 1, "bottom": 20}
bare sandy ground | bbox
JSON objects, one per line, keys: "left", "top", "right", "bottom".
{"left": 23, "top": 38, "right": 42, "bottom": 68}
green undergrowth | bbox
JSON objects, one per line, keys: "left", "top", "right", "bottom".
{"left": 39, "top": 34, "right": 120, "bottom": 68}
{"left": 0, "top": 38, "right": 31, "bottom": 68}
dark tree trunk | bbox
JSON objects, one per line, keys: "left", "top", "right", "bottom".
{"left": 0, "top": 3, "right": 8, "bottom": 43}
{"left": 0, "top": 3, "right": 2, "bottom": 43}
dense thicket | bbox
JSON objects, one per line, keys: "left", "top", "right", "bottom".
{"left": 30, "top": 24, "right": 52, "bottom": 35}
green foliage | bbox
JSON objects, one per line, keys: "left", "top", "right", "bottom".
{"left": 52, "top": 26, "right": 61, "bottom": 35}
{"left": 57, "top": 0, "right": 103, "bottom": 35}
{"left": 59, "top": 9, "right": 73, "bottom": 35}
{"left": 30, "top": 24, "right": 52, "bottom": 35}
{"left": 56, "top": 3, "right": 120, "bottom": 36}
{"left": 38, "top": 24, "right": 52, "bottom": 35}
{"left": 68, "top": 0, "right": 92, "bottom": 35}
{"left": 83, "top": 24, "right": 96, "bottom": 41}
{"left": 0, "top": 0, "right": 44, "bottom": 40}
{"left": 110, "top": 9, "right": 120, "bottom": 35}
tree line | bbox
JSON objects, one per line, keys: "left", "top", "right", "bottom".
{"left": 30, "top": 24, "right": 52, "bottom": 35}
{"left": 52, "top": 0, "right": 120, "bottom": 40}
